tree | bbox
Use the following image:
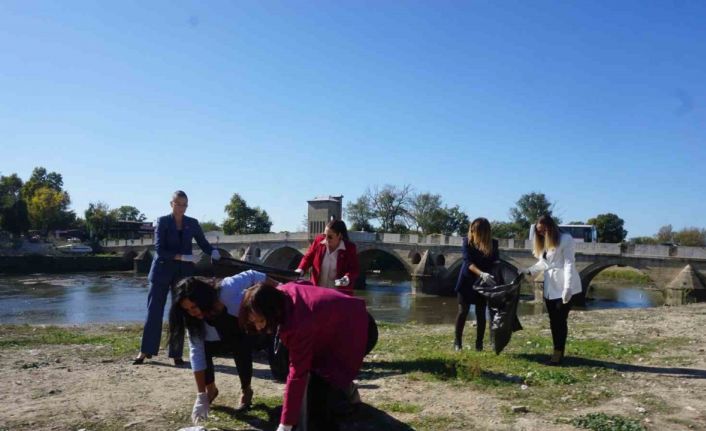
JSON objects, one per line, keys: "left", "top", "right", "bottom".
{"left": 491, "top": 221, "right": 521, "bottom": 239}
{"left": 21, "top": 167, "right": 64, "bottom": 200}
{"left": 630, "top": 236, "right": 659, "bottom": 245}
{"left": 85, "top": 202, "right": 117, "bottom": 241}
{"left": 222, "top": 193, "right": 272, "bottom": 234}
{"left": 200, "top": 220, "right": 221, "bottom": 232}
{"left": 26, "top": 187, "right": 69, "bottom": 234}
{"left": 441, "top": 206, "right": 470, "bottom": 236}
{"left": 568, "top": 221, "right": 585, "bottom": 225}
{"left": 509, "top": 192, "right": 560, "bottom": 238}
{"left": 587, "top": 213, "right": 628, "bottom": 243}
{"left": 673, "top": 227, "right": 706, "bottom": 247}
{"left": 345, "top": 196, "right": 375, "bottom": 232}
{"left": 408, "top": 193, "right": 446, "bottom": 235}
{"left": 114, "top": 205, "right": 146, "bottom": 222}
{"left": 0, "top": 173, "right": 30, "bottom": 237}
{"left": 366, "top": 184, "right": 412, "bottom": 232}
{"left": 656, "top": 225, "right": 674, "bottom": 243}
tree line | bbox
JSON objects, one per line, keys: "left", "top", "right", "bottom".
{"left": 0, "top": 167, "right": 273, "bottom": 242}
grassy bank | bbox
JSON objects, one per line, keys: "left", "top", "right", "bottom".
{"left": 3, "top": 304, "right": 705, "bottom": 431}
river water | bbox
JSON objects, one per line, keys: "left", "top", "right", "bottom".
{"left": 0, "top": 272, "right": 665, "bottom": 325}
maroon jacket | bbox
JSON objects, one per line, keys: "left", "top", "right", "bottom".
{"left": 277, "top": 282, "right": 369, "bottom": 426}
{"left": 297, "top": 234, "right": 360, "bottom": 288}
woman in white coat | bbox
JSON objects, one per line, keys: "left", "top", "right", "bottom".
{"left": 522, "top": 215, "right": 582, "bottom": 365}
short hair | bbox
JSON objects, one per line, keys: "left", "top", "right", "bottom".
{"left": 172, "top": 190, "right": 188, "bottom": 201}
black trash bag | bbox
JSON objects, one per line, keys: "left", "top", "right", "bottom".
{"left": 472, "top": 265, "right": 524, "bottom": 354}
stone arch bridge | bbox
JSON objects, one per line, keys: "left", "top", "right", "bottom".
{"left": 104, "top": 232, "right": 706, "bottom": 304}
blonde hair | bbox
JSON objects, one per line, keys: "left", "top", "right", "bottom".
{"left": 468, "top": 217, "right": 492, "bottom": 256}
{"left": 532, "top": 215, "right": 561, "bottom": 258}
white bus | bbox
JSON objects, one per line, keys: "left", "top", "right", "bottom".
{"left": 529, "top": 224, "right": 598, "bottom": 243}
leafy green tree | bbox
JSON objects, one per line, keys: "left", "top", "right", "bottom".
{"left": 0, "top": 173, "right": 30, "bottom": 237}
{"left": 630, "top": 236, "right": 659, "bottom": 245}
{"left": 114, "top": 205, "right": 146, "bottom": 222}
{"left": 222, "top": 193, "right": 272, "bottom": 234}
{"left": 367, "top": 184, "right": 412, "bottom": 232}
{"left": 587, "top": 213, "right": 628, "bottom": 243}
{"left": 27, "top": 187, "right": 69, "bottom": 234}
{"left": 509, "top": 192, "right": 560, "bottom": 239}
{"left": 21, "top": 167, "right": 64, "bottom": 200}
{"left": 440, "top": 206, "right": 470, "bottom": 236}
{"left": 345, "top": 196, "right": 375, "bottom": 232}
{"left": 673, "top": 227, "right": 706, "bottom": 247}
{"left": 409, "top": 193, "right": 446, "bottom": 234}
{"left": 85, "top": 202, "right": 117, "bottom": 241}
{"left": 490, "top": 220, "right": 523, "bottom": 239}
{"left": 200, "top": 220, "right": 221, "bottom": 232}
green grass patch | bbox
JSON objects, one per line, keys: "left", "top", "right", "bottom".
{"left": 570, "top": 412, "right": 645, "bottom": 431}
{"left": 377, "top": 401, "right": 422, "bottom": 414}
{"left": 0, "top": 324, "right": 141, "bottom": 356}
{"left": 593, "top": 267, "right": 651, "bottom": 284}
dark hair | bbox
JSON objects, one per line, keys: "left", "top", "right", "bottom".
{"left": 168, "top": 276, "right": 220, "bottom": 345}
{"left": 326, "top": 219, "right": 350, "bottom": 242}
{"left": 172, "top": 190, "right": 188, "bottom": 201}
{"left": 238, "top": 283, "right": 288, "bottom": 334}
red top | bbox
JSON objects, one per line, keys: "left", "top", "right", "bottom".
{"left": 277, "top": 282, "right": 369, "bottom": 425}
{"left": 297, "top": 234, "right": 360, "bottom": 288}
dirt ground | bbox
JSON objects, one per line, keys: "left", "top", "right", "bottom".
{"left": 1, "top": 303, "right": 706, "bottom": 431}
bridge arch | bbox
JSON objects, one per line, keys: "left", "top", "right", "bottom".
{"left": 358, "top": 247, "right": 413, "bottom": 275}
{"left": 261, "top": 246, "right": 304, "bottom": 271}
{"left": 579, "top": 261, "right": 655, "bottom": 296}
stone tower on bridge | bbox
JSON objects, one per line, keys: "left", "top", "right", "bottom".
{"left": 307, "top": 195, "right": 343, "bottom": 236}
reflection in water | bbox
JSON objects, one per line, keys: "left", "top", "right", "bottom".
{"left": 0, "top": 272, "right": 664, "bottom": 325}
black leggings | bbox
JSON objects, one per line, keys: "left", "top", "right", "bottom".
{"left": 544, "top": 298, "right": 572, "bottom": 352}
{"left": 204, "top": 335, "right": 253, "bottom": 389}
{"left": 455, "top": 293, "right": 494, "bottom": 348}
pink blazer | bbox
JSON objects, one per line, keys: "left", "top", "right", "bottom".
{"left": 277, "top": 282, "right": 369, "bottom": 425}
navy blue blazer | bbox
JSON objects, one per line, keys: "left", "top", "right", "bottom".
{"left": 148, "top": 214, "right": 214, "bottom": 284}
{"left": 455, "top": 238, "right": 499, "bottom": 301}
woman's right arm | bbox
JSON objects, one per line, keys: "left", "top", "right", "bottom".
{"left": 297, "top": 237, "right": 319, "bottom": 272}
{"left": 188, "top": 328, "right": 208, "bottom": 392}
{"left": 154, "top": 218, "right": 178, "bottom": 261}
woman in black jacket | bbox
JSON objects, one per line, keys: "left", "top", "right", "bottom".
{"left": 453, "top": 217, "right": 499, "bottom": 351}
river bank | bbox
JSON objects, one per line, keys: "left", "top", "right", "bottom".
{"left": 1, "top": 304, "right": 705, "bottom": 431}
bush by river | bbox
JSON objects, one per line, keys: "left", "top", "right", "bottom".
{"left": 1, "top": 304, "right": 705, "bottom": 430}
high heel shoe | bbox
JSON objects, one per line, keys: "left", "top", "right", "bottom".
{"left": 132, "top": 353, "right": 152, "bottom": 365}
{"left": 235, "top": 386, "right": 253, "bottom": 412}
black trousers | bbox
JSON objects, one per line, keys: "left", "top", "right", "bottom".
{"left": 544, "top": 298, "right": 572, "bottom": 352}
{"left": 204, "top": 334, "right": 253, "bottom": 389}
{"left": 455, "top": 293, "right": 495, "bottom": 348}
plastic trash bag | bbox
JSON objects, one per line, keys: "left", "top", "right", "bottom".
{"left": 473, "top": 265, "right": 524, "bottom": 354}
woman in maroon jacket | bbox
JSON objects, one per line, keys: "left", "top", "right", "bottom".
{"left": 296, "top": 219, "right": 360, "bottom": 289}
{"left": 239, "top": 282, "right": 377, "bottom": 431}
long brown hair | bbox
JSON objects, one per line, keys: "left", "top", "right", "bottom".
{"left": 467, "top": 217, "right": 492, "bottom": 256}
{"left": 238, "top": 282, "right": 287, "bottom": 334}
{"left": 532, "top": 214, "right": 561, "bottom": 258}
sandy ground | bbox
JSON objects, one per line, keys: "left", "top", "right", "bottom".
{"left": 1, "top": 303, "right": 706, "bottom": 431}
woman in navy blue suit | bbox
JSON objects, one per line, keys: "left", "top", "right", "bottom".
{"left": 133, "top": 190, "right": 221, "bottom": 365}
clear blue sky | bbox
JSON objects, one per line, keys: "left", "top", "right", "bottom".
{"left": 2, "top": 1, "right": 704, "bottom": 237}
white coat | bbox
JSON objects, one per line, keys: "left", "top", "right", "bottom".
{"left": 528, "top": 232, "right": 582, "bottom": 300}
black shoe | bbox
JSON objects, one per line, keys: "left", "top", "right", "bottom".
{"left": 172, "top": 358, "right": 185, "bottom": 367}
{"left": 454, "top": 343, "right": 462, "bottom": 352}
{"left": 475, "top": 344, "right": 483, "bottom": 352}
{"left": 132, "top": 353, "right": 151, "bottom": 365}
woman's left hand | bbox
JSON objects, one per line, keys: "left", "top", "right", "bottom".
{"left": 561, "top": 289, "right": 572, "bottom": 304}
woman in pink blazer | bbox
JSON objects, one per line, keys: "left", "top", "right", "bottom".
{"left": 239, "top": 282, "right": 377, "bottom": 431}
{"left": 296, "top": 219, "right": 360, "bottom": 289}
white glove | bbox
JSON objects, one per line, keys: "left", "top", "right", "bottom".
{"left": 191, "top": 392, "right": 209, "bottom": 424}
{"left": 561, "top": 288, "right": 572, "bottom": 304}
{"left": 294, "top": 268, "right": 304, "bottom": 278}
{"left": 479, "top": 272, "right": 496, "bottom": 286}
{"left": 180, "top": 254, "right": 199, "bottom": 263}
{"left": 276, "top": 425, "right": 293, "bottom": 431}
{"left": 211, "top": 249, "right": 221, "bottom": 261}
{"left": 334, "top": 275, "right": 350, "bottom": 287}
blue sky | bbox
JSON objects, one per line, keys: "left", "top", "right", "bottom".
{"left": 2, "top": 1, "right": 704, "bottom": 237}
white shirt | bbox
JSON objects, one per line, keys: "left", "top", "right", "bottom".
{"left": 319, "top": 238, "right": 346, "bottom": 288}
{"left": 528, "top": 233, "right": 582, "bottom": 300}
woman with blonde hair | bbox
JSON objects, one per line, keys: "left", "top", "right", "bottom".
{"left": 522, "top": 214, "right": 582, "bottom": 365}
{"left": 453, "top": 217, "right": 499, "bottom": 351}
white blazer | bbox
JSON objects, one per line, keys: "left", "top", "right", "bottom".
{"left": 528, "top": 232, "right": 582, "bottom": 300}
